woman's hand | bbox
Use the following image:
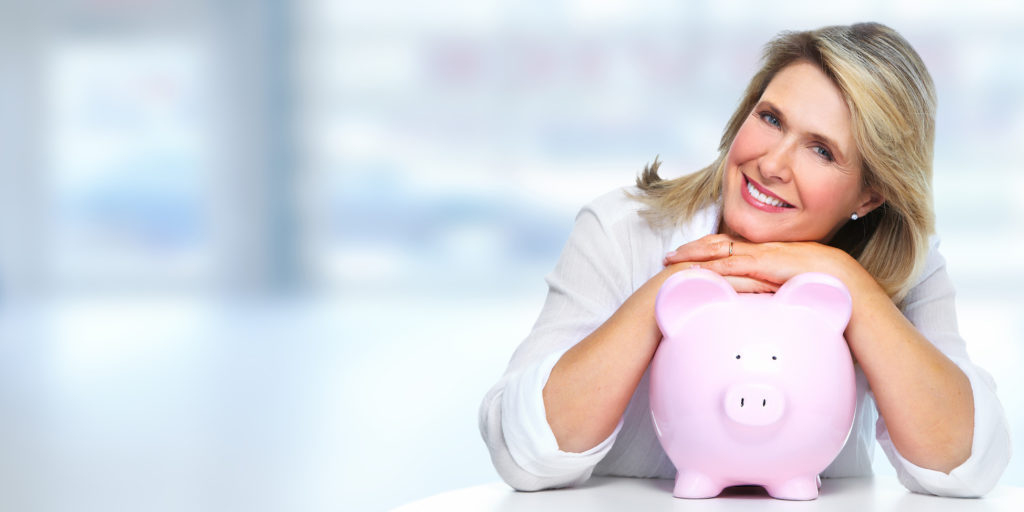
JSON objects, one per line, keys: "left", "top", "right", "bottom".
{"left": 662, "top": 234, "right": 861, "bottom": 291}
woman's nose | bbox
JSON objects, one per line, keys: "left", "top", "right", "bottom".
{"left": 758, "top": 141, "right": 794, "bottom": 183}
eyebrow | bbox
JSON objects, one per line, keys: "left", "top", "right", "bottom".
{"left": 759, "top": 100, "right": 849, "bottom": 164}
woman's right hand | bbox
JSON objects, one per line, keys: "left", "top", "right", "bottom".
{"left": 663, "top": 261, "right": 779, "bottom": 294}
{"left": 662, "top": 234, "right": 780, "bottom": 294}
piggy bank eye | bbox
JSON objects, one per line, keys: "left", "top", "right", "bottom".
{"left": 735, "top": 355, "right": 741, "bottom": 360}
{"left": 772, "top": 356, "right": 777, "bottom": 361}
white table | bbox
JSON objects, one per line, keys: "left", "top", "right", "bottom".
{"left": 392, "top": 476, "right": 1024, "bottom": 511}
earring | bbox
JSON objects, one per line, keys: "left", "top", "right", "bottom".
{"left": 850, "top": 212, "right": 859, "bottom": 221}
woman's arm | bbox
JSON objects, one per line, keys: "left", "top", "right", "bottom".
{"left": 480, "top": 191, "right": 677, "bottom": 489}
{"left": 832, "top": 259, "right": 973, "bottom": 473}
{"left": 542, "top": 264, "right": 672, "bottom": 453}
{"left": 664, "top": 235, "right": 974, "bottom": 473}
{"left": 545, "top": 263, "right": 777, "bottom": 453}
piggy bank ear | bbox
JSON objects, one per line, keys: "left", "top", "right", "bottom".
{"left": 655, "top": 269, "right": 737, "bottom": 338}
{"left": 773, "top": 272, "right": 852, "bottom": 331}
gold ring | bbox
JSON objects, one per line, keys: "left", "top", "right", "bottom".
{"left": 728, "top": 242, "right": 733, "bottom": 256}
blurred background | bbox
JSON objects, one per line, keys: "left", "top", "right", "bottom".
{"left": 0, "top": 0, "right": 1022, "bottom": 510}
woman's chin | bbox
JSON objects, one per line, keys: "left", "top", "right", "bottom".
{"left": 719, "top": 214, "right": 764, "bottom": 243}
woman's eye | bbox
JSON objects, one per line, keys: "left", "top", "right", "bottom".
{"left": 813, "top": 145, "right": 835, "bottom": 162}
{"left": 759, "top": 111, "right": 781, "bottom": 128}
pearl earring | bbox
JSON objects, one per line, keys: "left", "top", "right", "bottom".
{"left": 850, "top": 212, "right": 859, "bottom": 221}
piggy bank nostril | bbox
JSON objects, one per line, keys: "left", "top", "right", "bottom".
{"left": 723, "top": 385, "right": 785, "bottom": 426}
{"left": 739, "top": 397, "right": 770, "bottom": 407}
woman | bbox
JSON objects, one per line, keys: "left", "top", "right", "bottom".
{"left": 479, "top": 22, "right": 1010, "bottom": 497}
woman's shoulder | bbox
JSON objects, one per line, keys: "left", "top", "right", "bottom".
{"left": 577, "top": 185, "right": 717, "bottom": 241}
{"left": 576, "top": 186, "right": 663, "bottom": 236}
{"left": 580, "top": 185, "right": 645, "bottom": 218}
{"left": 919, "top": 234, "right": 945, "bottom": 279}
{"left": 906, "top": 234, "right": 949, "bottom": 293}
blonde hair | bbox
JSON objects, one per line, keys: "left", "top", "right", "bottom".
{"left": 634, "top": 23, "right": 936, "bottom": 303}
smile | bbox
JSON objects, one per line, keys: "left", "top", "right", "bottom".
{"left": 743, "top": 176, "right": 794, "bottom": 210}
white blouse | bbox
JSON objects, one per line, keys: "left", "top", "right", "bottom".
{"left": 479, "top": 186, "right": 1011, "bottom": 497}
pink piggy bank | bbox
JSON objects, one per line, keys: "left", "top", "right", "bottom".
{"left": 649, "top": 269, "right": 856, "bottom": 500}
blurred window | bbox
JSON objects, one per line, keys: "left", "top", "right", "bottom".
{"left": 45, "top": 38, "right": 215, "bottom": 291}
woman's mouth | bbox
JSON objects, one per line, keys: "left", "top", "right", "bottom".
{"left": 742, "top": 175, "right": 794, "bottom": 211}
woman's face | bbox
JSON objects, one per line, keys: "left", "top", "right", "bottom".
{"left": 720, "top": 61, "right": 882, "bottom": 243}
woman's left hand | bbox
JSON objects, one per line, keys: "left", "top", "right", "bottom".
{"left": 662, "top": 234, "right": 861, "bottom": 289}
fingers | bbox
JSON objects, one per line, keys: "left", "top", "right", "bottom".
{"left": 723, "top": 275, "right": 779, "bottom": 294}
{"left": 662, "top": 239, "right": 835, "bottom": 290}
{"left": 662, "top": 260, "right": 777, "bottom": 293}
{"left": 667, "top": 246, "right": 773, "bottom": 285}
{"left": 691, "top": 242, "right": 816, "bottom": 286}
{"left": 699, "top": 254, "right": 756, "bottom": 279}
{"left": 663, "top": 234, "right": 737, "bottom": 266}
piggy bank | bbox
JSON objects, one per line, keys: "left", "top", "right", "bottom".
{"left": 649, "top": 269, "right": 856, "bottom": 500}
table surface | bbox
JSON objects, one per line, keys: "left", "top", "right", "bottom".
{"left": 392, "top": 476, "right": 1024, "bottom": 512}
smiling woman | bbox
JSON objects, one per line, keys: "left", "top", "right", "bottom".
{"left": 634, "top": 24, "right": 937, "bottom": 303}
{"left": 719, "top": 62, "right": 883, "bottom": 246}
{"left": 480, "top": 22, "right": 1011, "bottom": 499}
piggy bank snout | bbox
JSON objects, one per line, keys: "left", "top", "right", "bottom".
{"left": 724, "top": 383, "right": 785, "bottom": 426}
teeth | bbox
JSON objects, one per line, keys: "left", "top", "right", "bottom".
{"left": 747, "top": 181, "right": 790, "bottom": 208}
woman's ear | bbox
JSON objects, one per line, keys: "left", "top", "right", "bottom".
{"left": 855, "top": 187, "right": 885, "bottom": 217}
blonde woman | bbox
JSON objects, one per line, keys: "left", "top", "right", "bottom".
{"left": 480, "top": 22, "right": 1010, "bottom": 497}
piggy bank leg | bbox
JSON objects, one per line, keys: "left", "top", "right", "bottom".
{"left": 673, "top": 471, "right": 724, "bottom": 499}
{"left": 765, "top": 475, "right": 819, "bottom": 501}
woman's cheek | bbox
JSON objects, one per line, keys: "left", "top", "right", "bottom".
{"left": 801, "top": 171, "right": 856, "bottom": 213}
{"left": 728, "top": 119, "right": 765, "bottom": 164}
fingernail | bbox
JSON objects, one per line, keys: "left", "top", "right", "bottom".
{"left": 665, "top": 250, "right": 676, "bottom": 258}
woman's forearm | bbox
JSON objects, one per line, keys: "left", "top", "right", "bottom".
{"left": 542, "top": 265, "right": 682, "bottom": 453}
{"left": 842, "top": 267, "right": 975, "bottom": 473}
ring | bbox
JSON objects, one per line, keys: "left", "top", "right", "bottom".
{"left": 728, "top": 242, "right": 733, "bottom": 256}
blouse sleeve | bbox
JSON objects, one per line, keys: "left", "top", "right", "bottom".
{"left": 875, "top": 238, "right": 1012, "bottom": 497}
{"left": 478, "top": 192, "right": 637, "bottom": 491}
